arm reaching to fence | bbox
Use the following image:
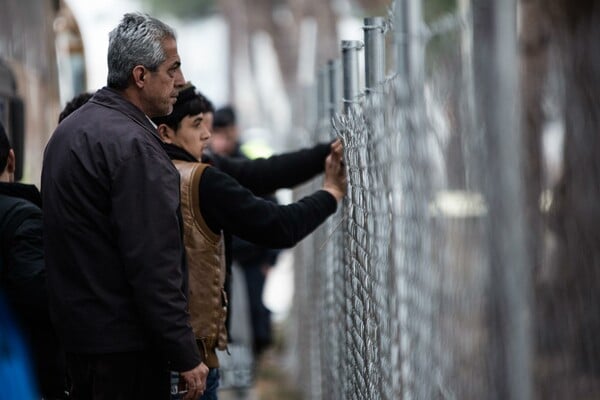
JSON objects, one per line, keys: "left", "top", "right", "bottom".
{"left": 322, "top": 141, "right": 347, "bottom": 202}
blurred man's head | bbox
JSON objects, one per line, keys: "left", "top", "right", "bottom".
{"left": 152, "top": 84, "right": 214, "bottom": 159}
{"left": 0, "top": 122, "right": 16, "bottom": 182}
{"left": 210, "top": 105, "right": 239, "bottom": 156}
{"left": 58, "top": 92, "right": 94, "bottom": 123}
{"left": 107, "top": 13, "right": 185, "bottom": 117}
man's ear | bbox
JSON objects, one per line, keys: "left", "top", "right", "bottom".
{"left": 6, "top": 149, "right": 15, "bottom": 174}
{"left": 132, "top": 65, "right": 146, "bottom": 88}
{"left": 157, "top": 124, "right": 174, "bottom": 143}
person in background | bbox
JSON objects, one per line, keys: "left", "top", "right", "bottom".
{"left": 211, "top": 105, "right": 279, "bottom": 358}
{"left": 41, "top": 13, "right": 207, "bottom": 400}
{"left": 0, "top": 122, "right": 67, "bottom": 399}
{"left": 178, "top": 92, "right": 337, "bottom": 356}
{"left": 152, "top": 84, "right": 346, "bottom": 399}
{"left": 210, "top": 106, "right": 239, "bottom": 157}
{"left": 57, "top": 92, "right": 93, "bottom": 123}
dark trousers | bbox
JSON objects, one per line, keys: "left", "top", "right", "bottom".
{"left": 243, "top": 264, "right": 272, "bottom": 354}
{"left": 66, "top": 350, "right": 170, "bottom": 400}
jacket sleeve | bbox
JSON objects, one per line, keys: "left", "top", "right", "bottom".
{"left": 200, "top": 167, "right": 337, "bottom": 248}
{"left": 3, "top": 205, "right": 44, "bottom": 280}
{"left": 213, "top": 142, "right": 331, "bottom": 195}
{"left": 111, "top": 150, "right": 200, "bottom": 371}
{"left": 2, "top": 205, "right": 48, "bottom": 317}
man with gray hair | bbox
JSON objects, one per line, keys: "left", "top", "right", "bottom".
{"left": 42, "top": 13, "right": 207, "bottom": 399}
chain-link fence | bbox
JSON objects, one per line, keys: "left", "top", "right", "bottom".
{"left": 287, "top": 1, "right": 600, "bottom": 399}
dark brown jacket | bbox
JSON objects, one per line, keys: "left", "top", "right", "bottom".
{"left": 41, "top": 87, "right": 200, "bottom": 371}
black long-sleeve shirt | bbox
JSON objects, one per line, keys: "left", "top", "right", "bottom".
{"left": 202, "top": 167, "right": 336, "bottom": 247}
{"left": 206, "top": 143, "right": 331, "bottom": 196}
{"left": 164, "top": 143, "right": 337, "bottom": 248}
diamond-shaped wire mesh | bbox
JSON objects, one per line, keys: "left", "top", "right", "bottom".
{"left": 286, "top": 1, "right": 600, "bottom": 399}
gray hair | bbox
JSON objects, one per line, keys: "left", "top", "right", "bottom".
{"left": 107, "top": 13, "right": 176, "bottom": 89}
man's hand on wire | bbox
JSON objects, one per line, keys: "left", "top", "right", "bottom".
{"left": 323, "top": 139, "right": 347, "bottom": 202}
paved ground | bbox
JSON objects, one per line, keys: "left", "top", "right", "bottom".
{"left": 219, "top": 346, "right": 302, "bottom": 400}
{"left": 218, "top": 253, "right": 302, "bottom": 400}
{"left": 219, "top": 323, "right": 302, "bottom": 400}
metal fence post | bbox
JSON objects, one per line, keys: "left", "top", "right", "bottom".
{"left": 328, "top": 59, "right": 342, "bottom": 123}
{"left": 392, "top": 2, "right": 427, "bottom": 400}
{"left": 363, "top": 16, "right": 386, "bottom": 94}
{"left": 318, "top": 65, "right": 332, "bottom": 144}
{"left": 341, "top": 40, "right": 363, "bottom": 114}
{"left": 472, "top": 2, "right": 531, "bottom": 399}
{"left": 395, "top": 0, "right": 424, "bottom": 95}
{"left": 317, "top": 66, "right": 329, "bottom": 126}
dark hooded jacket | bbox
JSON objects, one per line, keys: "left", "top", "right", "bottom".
{"left": 0, "top": 182, "right": 66, "bottom": 398}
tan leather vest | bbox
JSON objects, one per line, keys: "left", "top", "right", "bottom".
{"left": 173, "top": 160, "right": 228, "bottom": 368}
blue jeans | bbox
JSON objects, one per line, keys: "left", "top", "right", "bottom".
{"left": 198, "top": 368, "right": 220, "bottom": 400}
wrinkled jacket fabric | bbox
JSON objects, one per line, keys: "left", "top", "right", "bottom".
{"left": 41, "top": 87, "right": 200, "bottom": 371}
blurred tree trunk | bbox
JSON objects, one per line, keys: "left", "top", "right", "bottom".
{"left": 518, "top": 9, "right": 550, "bottom": 397}
{"left": 353, "top": 0, "right": 390, "bottom": 14}
{"left": 544, "top": 0, "right": 600, "bottom": 397}
{"left": 519, "top": 0, "right": 549, "bottom": 275}
{"left": 217, "top": 0, "right": 340, "bottom": 105}
{"left": 299, "top": 0, "right": 339, "bottom": 67}
{"left": 217, "top": 0, "right": 249, "bottom": 102}
{"left": 517, "top": 1, "right": 557, "bottom": 397}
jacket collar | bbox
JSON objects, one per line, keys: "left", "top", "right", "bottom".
{"left": 0, "top": 182, "right": 42, "bottom": 208}
{"left": 162, "top": 142, "right": 199, "bottom": 163}
{"left": 161, "top": 143, "right": 217, "bottom": 167}
{"left": 90, "top": 87, "right": 160, "bottom": 140}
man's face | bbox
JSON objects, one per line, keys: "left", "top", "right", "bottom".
{"left": 171, "top": 113, "right": 211, "bottom": 159}
{"left": 143, "top": 37, "right": 185, "bottom": 117}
